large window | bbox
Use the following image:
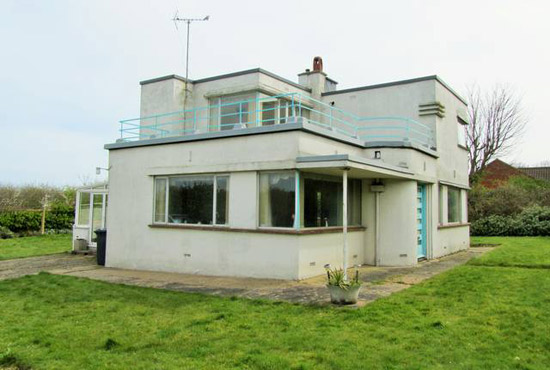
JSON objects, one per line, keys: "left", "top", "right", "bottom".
{"left": 447, "top": 187, "right": 461, "bottom": 223}
{"left": 154, "top": 175, "right": 229, "bottom": 225}
{"left": 258, "top": 171, "right": 362, "bottom": 229}
{"left": 259, "top": 172, "right": 296, "bottom": 228}
{"left": 303, "top": 174, "right": 361, "bottom": 227}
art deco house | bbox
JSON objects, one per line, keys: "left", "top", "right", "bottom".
{"left": 103, "top": 57, "right": 470, "bottom": 279}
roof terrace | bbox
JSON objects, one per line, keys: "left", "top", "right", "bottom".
{"left": 117, "top": 92, "right": 435, "bottom": 150}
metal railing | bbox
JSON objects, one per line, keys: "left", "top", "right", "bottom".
{"left": 119, "top": 93, "right": 435, "bottom": 149}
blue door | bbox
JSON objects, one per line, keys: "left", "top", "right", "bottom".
{"left": 416, "top": 185, "right": 427, "bottom": 259}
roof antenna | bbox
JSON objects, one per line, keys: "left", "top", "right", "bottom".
{"left": 172, "top": 10, "right": 210, "bottom": 111}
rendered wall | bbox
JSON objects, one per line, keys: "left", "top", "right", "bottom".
{"left": 377, "top": 180, "right": 418, "bottom": 266}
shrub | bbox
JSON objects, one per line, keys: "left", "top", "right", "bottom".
{"left": 471, "top": 206, "right": 550, "bottom": 236}
{"left": 0, "top": 226, "right": 15, "bottom": 239}
{"left": 0, "top": 207, "right": 74, "bottom": 233}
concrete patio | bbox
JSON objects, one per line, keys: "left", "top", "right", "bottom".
{"left": 0, "top": 246, "right": 493, "bottom": 306}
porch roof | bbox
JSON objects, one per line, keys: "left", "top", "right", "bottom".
{"left": 296, "top": 154, "right": 415, "bottom": 180}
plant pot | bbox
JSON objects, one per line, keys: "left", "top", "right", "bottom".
{"left": 327, "top": 285, "right": 361, "bottom": 305}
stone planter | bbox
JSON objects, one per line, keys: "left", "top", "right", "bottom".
{"left": 327, "top": 285, "right": 361, "bottom": 305}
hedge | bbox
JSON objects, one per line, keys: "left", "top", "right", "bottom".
{"left": 471, "top": 206, "right": 550, "bottom": 236}
{"left": 0, "top": 205, "right": 74, "bottom": 233}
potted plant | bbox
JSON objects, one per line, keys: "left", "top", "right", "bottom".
{"left": 324, "top": 264, "right": 362, "bottom": 305}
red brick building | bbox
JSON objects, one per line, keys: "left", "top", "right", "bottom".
{"left": 479, "top": 159, "right": 529, "bottom": 188}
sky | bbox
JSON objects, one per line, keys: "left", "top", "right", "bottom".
{"left": 1, "top": 0, "right": 549, "bottom": 186}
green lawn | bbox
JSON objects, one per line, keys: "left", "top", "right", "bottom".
{"left": 470, "top": 236, "right": 550, "bottom": 268}
{"left": 0, "top": 234, "right": 72, "bottom": 260}
{"left": 1, "top": 238, "right": 549, "bottom": 369}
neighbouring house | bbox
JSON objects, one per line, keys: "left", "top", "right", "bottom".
{"left": 478, "top": 159, "right": 550, "bottom": 188}
{"left": 479, "top": 159, "right": 529, "bottom": 188}
{"left": 102, "top": 57, "right": 470, "bottom": 280}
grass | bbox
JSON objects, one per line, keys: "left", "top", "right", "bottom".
{"left": 470, "top": 236, "right": 550, "bottom": 268}
{"left": 0, "top": 238, "right": 549, "bottom": 369}
{"left": 0, "top": 234, "right": 71, "bottom": 261}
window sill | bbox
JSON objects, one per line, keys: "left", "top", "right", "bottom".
{"left": 149, "top": 223, "right": 366, "bottom": 235}
{"left": 438, "top": 222, "right": 470, "bottom": 230}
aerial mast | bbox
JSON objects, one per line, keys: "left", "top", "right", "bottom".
{"left": 172, "top": 12, "right": 210, "bottom": 111}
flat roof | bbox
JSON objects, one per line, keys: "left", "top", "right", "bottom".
{"left": 322, "top": 75, "right": 467, "bottom": 105}
{"left": 140, "top": 68, "right": 312, "bottom": 92}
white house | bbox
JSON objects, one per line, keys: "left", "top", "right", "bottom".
{"left": 103, "top": 57, "right": 470, "bottom": 280}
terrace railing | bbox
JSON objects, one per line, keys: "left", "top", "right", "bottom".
{"left": 119, "top": 93, "right": 435, "bottom": 149}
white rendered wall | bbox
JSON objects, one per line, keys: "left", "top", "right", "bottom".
{"left": 297, "top": 231, "right": 365, "bottom": 279}
{"left": 377, "top": 180, "right": 418, "bottom": 266}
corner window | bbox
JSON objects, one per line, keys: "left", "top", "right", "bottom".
{"left": 447, "top": 187, "right": 461, "bottom": 223}
{"left": 153, "top": 175, "right": 229, "bottom": 225}
{"left": 303, "top": 174, "right": 361, "bottom": 227}
{"left": 259, "top": 172, "right": 295, "bottom": 227}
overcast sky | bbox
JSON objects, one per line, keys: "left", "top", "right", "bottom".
{"left": 1, "top": 0, "right": 549, "bottom": 186}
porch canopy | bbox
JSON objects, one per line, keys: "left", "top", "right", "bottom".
{"left": 296, "top": 154, "right": 416, "bottom": 277}
{"left": 296, "top": 154, "right": 415, "bottom": 179}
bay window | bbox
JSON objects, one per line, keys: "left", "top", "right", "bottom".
{"left": 153, "top": 175, "right": 229, "bottom": 225}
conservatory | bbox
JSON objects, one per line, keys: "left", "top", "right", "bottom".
{"left": 72, "top": 184, "right": 108, "bottom": 251}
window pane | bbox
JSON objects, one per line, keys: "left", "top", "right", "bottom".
{"left": 154, "top": 178, "right": 167, "bottom": 222}
{"left": 219, "top": 95, "right": 252, "bottom": 130}
{"left": 303, "top": 175, "right": 361, "bottom": 227}
{"left": 457, "top": 122, "right": 466, "bottom": 147}
{"left": 78, "top": 192, "right": 90, "bottom": 225}
{"left": 259, "top": 172, "right": 295, "bottom": 227}
{"left": 91, "top": 194, "right": 103, "bottom": 242}
{"left": 169, "top": 176, "right": 213, "bottom": 224}
{"left": 261, "top": 102, "right": 276, "bottom": 126}
{"left": 279, "top": 101, "right": 289, "bottom": 124}
{"left": 216, "top": 176, "right": 229, "bottom": 225}
{"left": 438, "top": 185, "right": 444, "bottom": 224}
{"left": 448, "top": 187, "right": 461, "bottom": 223}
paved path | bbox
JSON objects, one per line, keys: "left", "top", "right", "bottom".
{"left": 0, "top": 253, "right": 97, "bottom": 281}
{"left": 54, "top": 247, "right": 492, "bottom": 306}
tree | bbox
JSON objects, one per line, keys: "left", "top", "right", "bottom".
{"left": 466, "top": 85, "right": 527, "bottom": 182}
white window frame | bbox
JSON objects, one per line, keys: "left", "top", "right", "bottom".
{"left": 153, "top": 174, "right": 230, "bottom": 226}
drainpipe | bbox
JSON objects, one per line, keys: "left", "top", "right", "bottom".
{"left": 342, "top": 168, "right": 349, "bottom": 279}
{"left": 370, "top": 180, "right": 385, "bottom": 266}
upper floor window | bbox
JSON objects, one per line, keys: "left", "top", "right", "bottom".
{"left": 457, "top": 115, "right": 468, "bottom": 148}
{"left": 154, "top": 175, "right": 229, "bottom": 225}
{"left": 210, "top": 94, "right": 256, "bottom": 131}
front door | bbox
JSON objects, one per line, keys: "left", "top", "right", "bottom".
{"left": 416, "top": 184, "right": 427, "bottom": 259}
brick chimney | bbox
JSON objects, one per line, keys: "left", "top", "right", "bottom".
{"left": 298, "top": 56, "right": 338, "bottom": 98}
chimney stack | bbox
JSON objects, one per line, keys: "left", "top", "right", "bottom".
{"left": 298, "top": 56, "right": 338, "bottom": 98}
